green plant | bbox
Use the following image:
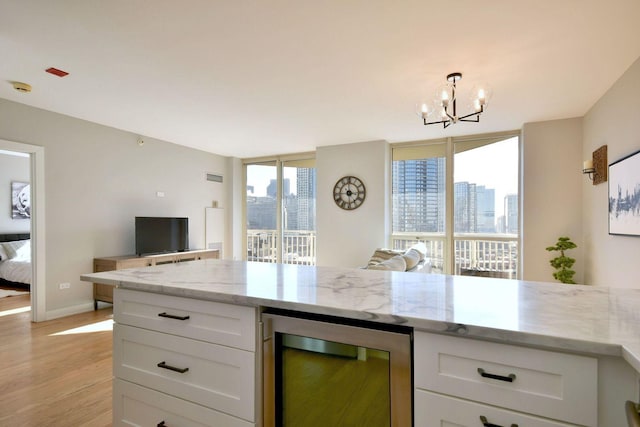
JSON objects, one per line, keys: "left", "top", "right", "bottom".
{"left": 545, "top": 237, "right": 577, "bottom": 284}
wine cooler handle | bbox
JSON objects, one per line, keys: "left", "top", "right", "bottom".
{"left": 158, "top": 312, "right": 190, "bottom": 321}
{"left": 480, "top": 415, "right": 518, "bottom": 427}
{"left": 477, "top": 367, "right": 516, "bottom": 382}
{"left": 157, "top": 361, "right": 189, "bottom": 374}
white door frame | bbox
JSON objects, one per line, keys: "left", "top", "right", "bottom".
{"left": 0, "top": 139, "right": 45, "bottom": 321}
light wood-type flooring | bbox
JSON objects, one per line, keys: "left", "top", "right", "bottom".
{"left": 282, "top": 347, "right": 391, "bottom": 426}
{"left": 0, "top": 292, "right": 113, "bottom": 426}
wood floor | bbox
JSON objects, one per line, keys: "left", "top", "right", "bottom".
{"left": 0, "top": 292, "right": 113, "bottom": 426}
{"left": 282, "top": 347, "right": 391, "bottom": 426}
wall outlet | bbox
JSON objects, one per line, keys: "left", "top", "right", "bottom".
{"left": 59, "top": 282, "right": 71, "bottom": 290}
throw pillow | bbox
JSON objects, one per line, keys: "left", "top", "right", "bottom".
{"left": 1, "top": 239, "right": 28, "bottom": 260}
{"left": 409, "top": 242, "right": 427, "bottom": 259}
{"left": 367, "top": 248, "right": 404, "bottom": 267}
{"left": 367, "top": 255, "right": 407, "bottom": 271}
{"left": 402, "top": 248, "right": 422, "bottom": 271}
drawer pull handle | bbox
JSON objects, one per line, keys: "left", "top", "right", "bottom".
{"left": 158, "top": 312, "right": 190, "bottom": 321}
{"left": 477, "top": 368, "right": 516, "bottom": 382}
{"left": 480, "top": 415, "right": 518, "bottom": 427}
{"left": 157, "top": 361, "right": 189, "bottom": 374}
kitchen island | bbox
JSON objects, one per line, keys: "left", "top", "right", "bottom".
{"left": 82, "top": 259, "right": 640, "bottom": 426}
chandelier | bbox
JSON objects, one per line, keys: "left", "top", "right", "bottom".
{"left": 417, "top": 72, "right": 491, "bottom": 128}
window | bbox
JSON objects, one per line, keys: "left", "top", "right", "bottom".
{"left": 245, "top": 156, "right": 316, "bottom": 265}
{"left": 392, "top": 142, "right": 447, "bottom": 272}
{"left": 392, "top": 134, "right": 520, "bottom": 277}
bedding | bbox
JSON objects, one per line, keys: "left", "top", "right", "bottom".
{"left": 0, "top": 235, "right": 31, "bottom": 287}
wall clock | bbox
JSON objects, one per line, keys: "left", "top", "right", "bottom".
{"left": 333, "top": 176, "right": 366, "bottom": 210}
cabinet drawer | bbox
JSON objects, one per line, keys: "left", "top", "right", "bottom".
{"left": 114, "top": 324, "right": 255, "bottom": 422}
{"left": 113, "top": 379, "right": 253, "bottom": 427}
{"left": 114, "top": 288, "right": 256, "bottom": 351}
{"left": 414, "top": 332, "right": 597, "bottom": 426}
{"left": 415, "top": 389, "right": 579, "bottom": 427}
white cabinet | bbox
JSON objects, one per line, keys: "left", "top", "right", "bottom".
{"left": 112, "top": 288, "right": 258, "bottom": 427}
{"left": 414, "top": 331, "right": 598, "bottom": 427}
{"left": 415, "top": 389, "right": 578, "bottom": 427}
{"left": 114, "top": 379, "right": 252, "bottom": 427}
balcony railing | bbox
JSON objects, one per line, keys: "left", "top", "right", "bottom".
{"left": 247, "top": 230, "right": 519, "bottom": 277}
{"left": 247, "top": 230, "right": 316, "bottom": 265}
{"left": 391, "top": 233, "right": 519, "bottom": 278}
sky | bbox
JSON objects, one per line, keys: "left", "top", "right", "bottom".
{"left": 454, "top": 137, "right": 519, "bottom": 217}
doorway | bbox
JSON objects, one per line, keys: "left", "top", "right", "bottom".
{"left": 0, "top": 139, "right": 45, "bottom": 321}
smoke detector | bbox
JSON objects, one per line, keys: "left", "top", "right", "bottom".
{"left": 12, "top": 82, "right": 32, "bottom": 93}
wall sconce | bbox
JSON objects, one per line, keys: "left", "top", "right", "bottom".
{"left": 582, "top": 159, "right": 595, "bottom": 179}
{"left": 582, "top": 145, "right": 607, "bottom": 185}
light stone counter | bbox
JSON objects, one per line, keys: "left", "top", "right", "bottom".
{"left": 81, "top": 258, "right": 640, "bottom": 372}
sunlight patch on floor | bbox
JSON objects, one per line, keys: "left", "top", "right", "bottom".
{"left": 0, "top": 305, "right": 31, "bottom": 317}
{"left": 50, "top": 319, "right": 114, "bottom": 336}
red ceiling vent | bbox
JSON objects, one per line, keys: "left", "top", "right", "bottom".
{"left": 45, "top": 67, "right": 69, "bottom": 77}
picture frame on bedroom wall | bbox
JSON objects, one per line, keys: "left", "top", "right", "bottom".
{"left": 11, "top": 181, "right": 30, "bottom": 219}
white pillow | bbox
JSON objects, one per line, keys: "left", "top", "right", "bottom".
{"left": 402, "top": 248, "right": 422, "bottom": 270}
{"left": 367, "top": 255, "right": 406, "bottom": 271}
{"left": 1, "top": 239, "right": 29, "bottom": 260}
{"left": 0, "top": 244, "right": 7, "bottom": 261}
{"left": 13, "top": 240, "right": 31, "bottom": 261}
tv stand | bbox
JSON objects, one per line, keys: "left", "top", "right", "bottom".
{"left": 92, "top": 249, "right": 219, "bottom": 310}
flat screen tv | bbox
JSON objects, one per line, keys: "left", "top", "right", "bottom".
{"left": 135, "top": 217, "right": 189, "bottom": 256}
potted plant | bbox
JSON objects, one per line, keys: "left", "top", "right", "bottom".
{"left": 545, "top": 236, "right": 577, "bottom": 284}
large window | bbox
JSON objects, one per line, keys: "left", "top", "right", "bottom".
{"left": 392, "top": 134, "right": 520, "bottom": 277}
{"left": 245, "top": 156, "right": 316, "bottom": 265}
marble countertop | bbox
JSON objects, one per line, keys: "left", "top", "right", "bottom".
{"left": 81, "top": 259, "right": 640, "bottom": 372}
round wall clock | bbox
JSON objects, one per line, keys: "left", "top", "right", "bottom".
{"left": 333, "top": 176, "right": 366, "bottom": 210}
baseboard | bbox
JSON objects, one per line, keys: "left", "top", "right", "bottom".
{"left": 44, "top": 302, "right": 96, "bottom": 320}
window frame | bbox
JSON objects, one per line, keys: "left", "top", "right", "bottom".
{"left": 391, "top": 130, "right": 522, "bottom": 277}
{"left": 243, "top": 152, "right": 316, "bottom": 264}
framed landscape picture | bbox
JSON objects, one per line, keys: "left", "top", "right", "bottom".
{"left": 609, "top": 150, "right": 640, "bottom": 236}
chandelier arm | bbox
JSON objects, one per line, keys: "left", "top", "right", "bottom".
{"left": 458, "top": 104, "right": 485, "bottom": 121}
{"left": 458, "top": 112, "right": 481, "bottom": 122}
{"left": 424, "top": 118, "right": 451, "bottom": 126}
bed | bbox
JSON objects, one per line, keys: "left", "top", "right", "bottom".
{"left": 0, "top": 233, "right": 31, "bottom": 289}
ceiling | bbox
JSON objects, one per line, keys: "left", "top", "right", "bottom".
{"left": 1, "top": 1, "right": 639, "bottom": 158}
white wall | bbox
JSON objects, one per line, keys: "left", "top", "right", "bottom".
{"left": 583, "top": 56, "right": 640, "bottom": 287}
{"left": 522, "top": 118, "right": 583, "bottom": 283}
{"left": 226, "top": 156, "right": 244, "bottom": 261}
{"left": 0, "top": 153, "right": 30, "bottom": 233}
{"left": 0, "top": 98, "right": 229, "bottom": 316}
{"left": 316, "top": 140, "right": 390, "bottom": 267}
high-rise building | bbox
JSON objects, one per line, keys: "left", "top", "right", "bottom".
{"left": 267, "top": 178, "right": 290, "bottom": 198}
{"left": 392, "top": 158, "right": 446, "bottom": 233}
{"left": 246, "top": 195, "right": 276, "bottom": 230}
{"left": 476, "top": 185, "right": 496, "bottom": 233}
{"left": 454, "top": 181, "right": 477, "bottom": 232}
{"left": 505, "top": 194, "right": 518, "bottom": 234}
{"left": 295, "top": 167, "right": 316, "bottom": 231}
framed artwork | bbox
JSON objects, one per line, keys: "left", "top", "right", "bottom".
{"left": 11, "top": 181, "right": 30, "bottom": 219}
{"left": 609, "top": 150, "right": 640, "bottom": 236}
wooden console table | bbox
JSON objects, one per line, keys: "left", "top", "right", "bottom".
{"left": 93, "top": 249, "right": 219, "bottom": 309}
